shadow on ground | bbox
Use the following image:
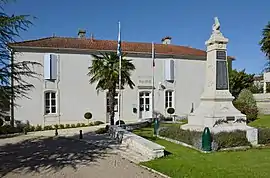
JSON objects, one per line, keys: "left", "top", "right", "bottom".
{"left": 0, "top": 132, "right": 119, "bottom": 177}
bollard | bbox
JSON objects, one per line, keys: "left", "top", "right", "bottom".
{"left": 79, "top": 130, "right": 83, "bottom": 139}
{"left": 202, "top": 127, "right": 212, "bottom": 151}
{"left": 55, "top": 128, "right": 58, "bottom": 136}
{"left": 154, "top": 118, "right": 159, "bottom": 136}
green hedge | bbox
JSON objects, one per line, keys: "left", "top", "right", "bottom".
{"left": 159, "top": 126, "right": 251, "bottom": 150}
{"left": 213, "top": 130, "right": 250, "bottom": 149}
{"left": 0, "top": 121, "right": 105, "bottom": 135}
{"left": 258, "top": 128, "right": 270, "bottom": 144}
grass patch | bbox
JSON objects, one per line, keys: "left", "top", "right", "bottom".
{"left": 249, "top": 115, "right": 270, "bottom": 128}
{"left": 134, "top": 126, "right": 270, "bottom": 178}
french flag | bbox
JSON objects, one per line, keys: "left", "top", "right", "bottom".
{"left": 117, "top": 22, "right": 121, "bottom": 57}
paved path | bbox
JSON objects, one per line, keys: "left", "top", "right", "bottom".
{"left": 0, "top": 129, "right": 164, "bottom": 178}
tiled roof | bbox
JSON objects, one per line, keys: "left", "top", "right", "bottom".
{"left": 9, "top": 37, "right": 234, "bottom": 59}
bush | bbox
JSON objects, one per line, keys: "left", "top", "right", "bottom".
{"left": 0, "top": 125, "right": 23, "bottom": 135}
{"left": 81, "top": 123, "right": 86, "bottom": 127}
{"left": 95, "top": 127, "right": 107, "bottom": 134}
{"left": 65, "top": 124, "right": 70, "bottom": 128}
{"left": 258, "top": 128, "right": 270, "bottom": 144}
{"left": 35, "top": 125, "right": 42, "bottom": 131}
{"left": 93, "top": 121, "right": 104, "bottom": 126}
{"left": 159, "top": 126, "right": 202, "bottom": 145}
{"left": 88, "top": 122, "right": 94, "bottom": 126}
{"left": 84, "top": 112, "right": 92, "bottom": 119}
{"left": 76, "top": 123, "right": 81, "bottom": 127}
{"left": 71, "top": 124, "right": 76, "bottom": 128}
{"left": 159, "top": 126, "right": 251, "bottom": 150}
{"left": 54, "top": 124, "right": 59, "bottom": 129}
{"left": 59, "top": 124, "right": 65, "bottom": 129}
{"left": 213, "top": 130, "right": 250, "bottom": 149}
{"left": 29, "top": 126, "right": 35, "bottom": 132}
{"left": 234, "top": 89, "right": 258, "bottom": 122}
{"left": 44, "top": 125, "right": 53, "bottom": 130}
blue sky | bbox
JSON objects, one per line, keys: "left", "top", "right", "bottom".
{"left": 4, "top": 0, "right": 270, "bottom": 74}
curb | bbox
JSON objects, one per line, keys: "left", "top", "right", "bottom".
{"left": 139, "top": 164, "right": 171, "bottom": 178}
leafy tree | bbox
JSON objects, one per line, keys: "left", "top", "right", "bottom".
{"left": 229, "top": 69, "right": 254, "bottom": 98}
{"left": 88, "top": 52, "right": 135, "bottom": 125}
{"left": 259, "top": 21, "right": 270, "bottom": 72}
{"left": 234, "top": 89, "right": 258, "bottom": 123}
{"left": 0, "top": 0, "right": 39, "bottom": 126}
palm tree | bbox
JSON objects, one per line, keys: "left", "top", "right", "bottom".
{"left": 259, "top": 21, "right": 270, "bottom": 72}
{"left": 88, "top": 52, "right": 135, "bottom": 125}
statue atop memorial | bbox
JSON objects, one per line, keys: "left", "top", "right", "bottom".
{"left": 212, "top": 17, "right": 221, "bottom": 33}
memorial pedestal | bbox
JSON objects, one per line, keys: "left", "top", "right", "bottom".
{"left": 181, "top": 17, "right": 250, "bottom": 133}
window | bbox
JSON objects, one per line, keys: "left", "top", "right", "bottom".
{"left": 44, "top": 91, "right": 57, "bottom": 114}
{"left": 165, "top": 90, "right": 174, "bottom": 108}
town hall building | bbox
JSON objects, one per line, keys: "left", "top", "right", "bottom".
{"left": 10, "top": 31, "right": 234, "bottom": 126}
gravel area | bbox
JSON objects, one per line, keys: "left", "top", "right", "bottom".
{"left": 0, "top": 135, "right": 164, "bottom": 178}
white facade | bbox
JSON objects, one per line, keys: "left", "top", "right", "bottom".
{"left": 12, "top": 48, "right": 206, "bottom": 126}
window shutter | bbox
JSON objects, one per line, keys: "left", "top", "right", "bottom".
{"left": 50, "top": 54, "right": 58, "bottom": 80}
{"left": 44, "top": 54, "right": 51, "bottom": 80}
{"left": 164, "top": 60, "right": 175, "bottom": 82}
{"left": 44, "top": 54, "right": 58, "bottom": 80}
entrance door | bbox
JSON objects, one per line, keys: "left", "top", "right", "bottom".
{"left": 106, "top": 92, "right": 119, "bottom": 123}
{"left": 139, "top": 91, "right": 152, "bottom": 119}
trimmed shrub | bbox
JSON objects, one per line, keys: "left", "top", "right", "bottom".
{"left": 213, "top": 130, "right": 250, "bottom": 149}
{"left": 54, "top": 124, "right": 59, "bottom": 129}
{"left": 65, "top": 124, "right": 70, "bottom": 128}
{"left": 71, "top": 124, "right": 76, "bottom": 128}
{"left": 159, "top": 126, "right": 251, "bottom": 150}
{"left": 76, "top": 123, "right": 81, "bottom": 127}
{"left": 234, "top": 89, "right": 258, "bottom": 122}
{"left": 258, "top": 128, "right": 270, "bottom": 144}
{"left": 95, "top": 127, "right": 107, "bottom": 134}
{"left": 93, "top": 121, "right": 104, "bottom": 126}
{"left": 81, "top": 123, "right": 86, "bottom": 127}
{"left": 59, "top": 124, "right": 65, "bottom": 129}
{"left": 44, "top": 125, "right": 53, "bottom": 130}
{"left": 35, "top": 125, "right": 42, "bottom": 131}
{"left": 159, "top": 126, "right": 202, "bottom": 145}
{"left": 0, "top": 125, "right": 23, "bottom": 135}
{"left": 88, "top": 122, "right": 94, "bottom": 126}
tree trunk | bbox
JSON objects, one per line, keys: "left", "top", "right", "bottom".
{"left": 108, "top": 89, "right": 116, "bottom": 125}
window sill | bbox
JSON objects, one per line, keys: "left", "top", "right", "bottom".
{"left": 44, "top": 114, "right": 59, "bottom": 117}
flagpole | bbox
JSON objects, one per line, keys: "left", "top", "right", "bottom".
{"left": 152, "top": 42, "right": 155, "bottom": 123}
{"left": 118, "top": 22, "right": 122, "bottom": 126}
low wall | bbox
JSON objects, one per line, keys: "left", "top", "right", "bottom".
{"left": 110, "top": 125, "right": 164, "bottom": 161}
{"left": 253, "top": 94, "right": 270, "bottom": 114}
{"left": 119, "top": 121, "right": 151, "bottom": 131}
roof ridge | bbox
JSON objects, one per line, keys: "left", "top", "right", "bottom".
{"left": 11, "top": 36, "right": 56, "bottom": 44}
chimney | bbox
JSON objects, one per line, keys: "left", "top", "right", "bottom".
{"left": 78, "top": 29, "right": 86, "bottom": 38}
{"left": 161, "top": 36, "right": 172, "bottom": 44}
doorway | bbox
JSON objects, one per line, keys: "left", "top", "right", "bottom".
{"left": 139, "top": 91, "right": 152, "bottom": 119}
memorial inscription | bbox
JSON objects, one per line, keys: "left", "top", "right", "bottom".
{"left": 216, "top": 50, "right": 228, "bottom": 90}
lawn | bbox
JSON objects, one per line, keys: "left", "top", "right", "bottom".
{"left": 133, "top": 126, "right": 270, "bottom": 178}
{"left": 248, "top": 115, "right": 270, "bottom": 128}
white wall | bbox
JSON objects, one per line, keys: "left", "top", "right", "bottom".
{"left": 14, "top": 51, "right": 206, "bottom": 126}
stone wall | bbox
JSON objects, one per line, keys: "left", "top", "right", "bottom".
{"left": 253, "top": 94, "right": 270, "bottom": 115}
